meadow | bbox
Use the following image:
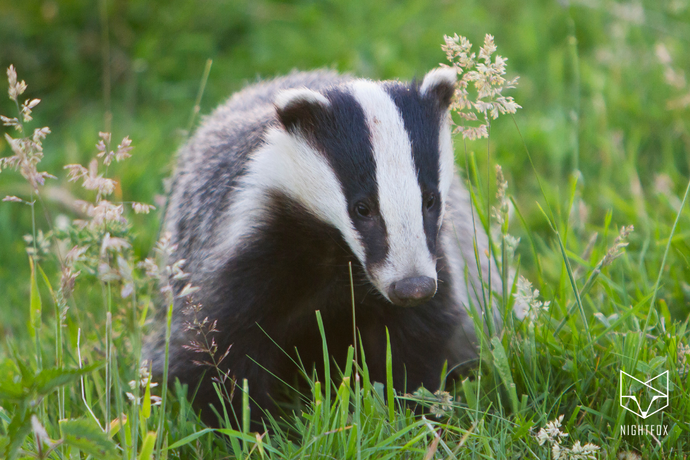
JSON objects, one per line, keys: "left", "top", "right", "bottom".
{"left": 0, "top": 0, "right": 689, "bottom": 458}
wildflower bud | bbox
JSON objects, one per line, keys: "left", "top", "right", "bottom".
{"left": 7, "top": 65, "right": 27, "bottom": 102}
{"left": 178, "top": 283, "right": 200, "bottom": 298}
{"left": 60, "top": 267, "right": 80, "bottom": 298}
{"left": 116, "top": 136, "right": 133, "bottom": 162}
{"left": 132, "top": 202, "right": 155, "bottom": 214}
{"left": 98, "top": 131, "right": 112, "bottom": 144}
{"left": 601, "top": 225, "right": 634, "bottom": 267}
{"left": 31, "top": 415, "right": 54, "bottom": 448}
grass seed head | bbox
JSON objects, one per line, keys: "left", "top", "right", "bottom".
{"left": 516, "top": 276, "right": 551, "bottom": 319}
{"left": 443, "top": 34, "right": 520, "bottom": 140}
{"left": 1, "top": 66, "right": 54, "bottom": 191}
{"left": 601, "top": 225, "right": 634, "bottom": 267}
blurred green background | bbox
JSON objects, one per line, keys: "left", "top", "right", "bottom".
{"left": 1, "top": 0, "right": 689, "bottom": 335}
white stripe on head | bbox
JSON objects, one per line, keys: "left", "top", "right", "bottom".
{"left": 420, "top": 67, "right": 457, "bottom": 97}
{"left": 437, "top": 112, "right": 455, "bottom": 225}
{"left": 420, "top": 67, "right": 457, "bottom": 227}
{"left": 256, "top": 129, "right": 366, "bottom": 263}
{"left": 210, "top": 128, "right": 367, "bottom": 270}
{"left": 349, "top": 80, "right": 437, "bottom": 293}
{"left": 274, "top": 88, "right": 330, "bottom": 111}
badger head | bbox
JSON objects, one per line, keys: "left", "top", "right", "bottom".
{"left": 266, "top": 68, "right": 457, "bottom": 307}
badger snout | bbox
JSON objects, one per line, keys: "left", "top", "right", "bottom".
{"left": 388, "top": 276, "right": 437, "bottom": 307}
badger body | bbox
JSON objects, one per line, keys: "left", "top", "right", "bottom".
{"left": 151, "top": 68, "right": 500, "bottom": 425}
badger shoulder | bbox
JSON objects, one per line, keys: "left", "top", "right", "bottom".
{"left": 165, "top": 70, "right": 351, "bottom": 266}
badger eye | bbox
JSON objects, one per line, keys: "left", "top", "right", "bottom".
{"left": 425, "top": 193, "right": 436, "bottom": 211}
{"left": 354, "top": 202, "right": 372, "bottom": 218}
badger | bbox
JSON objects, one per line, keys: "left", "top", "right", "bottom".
{"left": 149, "top": 68, "right": 503, "bottom": 426}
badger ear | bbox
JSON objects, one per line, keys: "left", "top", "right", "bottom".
{"left": 420, "top": 67, "right": 456, "bottom": 109}
{"left": 275, "top": 88, "right": 330, "bottom": 134}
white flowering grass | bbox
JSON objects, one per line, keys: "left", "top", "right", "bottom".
{"left": 442, "top": 34, "right": 520, "bottom": 140}
{"left": 535, "top": 415, "right": 600, "bottom": 460}
{"left": 0, "top": 66, "right": 54, "bottom": 191}
{"left": 516, "top": 275, "right": 551, "bottom": 319}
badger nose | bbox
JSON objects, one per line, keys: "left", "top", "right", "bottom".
{"left": 388, "top": 276, "right": 437, "bottom": 307}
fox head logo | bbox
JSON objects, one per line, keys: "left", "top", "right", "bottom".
{"left": 619, "top": 370, "right": 669, "bottom": 419}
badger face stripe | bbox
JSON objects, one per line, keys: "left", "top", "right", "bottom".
{"left": 217, "top": 86, "right": 391, "bottom": 276}
{"left": 437, "top": 113, "right": 455, "bottom": 220}
{"left": 221, "top": 127, "right": 369, "bottom": 268}
{"left": 384, "top": 82, "right": 454, "bottom": 255}
{"left": 276, "top": 87, "right": 389, "bottom": 269}
{"left": 349, "top": 80, "right": 438, "bottom": 297}
{"left": 306, "top": 88, "right": 388, "bottom": 268}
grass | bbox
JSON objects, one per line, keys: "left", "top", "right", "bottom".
{"left": 1, "top": 0, "right": 690, "bottom": 458}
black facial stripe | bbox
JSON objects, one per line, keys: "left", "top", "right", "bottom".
{"left": 385, "top": 81, "right": 445, "bottom": 255}
{"left": 384, "top": 82, "right": 442, "bottom": 190}
{"left": 299, "top": 88, "right": 389, "bottom": 267}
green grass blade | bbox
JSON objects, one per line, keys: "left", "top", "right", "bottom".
{"left": 385, "top": 328, "right": 395, "bottom": 425}
{"left": 242, "top": 378, "right": 250, "bottom": 451}
{"left": 315, "top": 310, "right": 331, "bottom": 422}
{"left": 138, "top": 431, "right": 157, "bottom": 460}
{"left": 490, "top": 337, "right": 518, "bottom": 414}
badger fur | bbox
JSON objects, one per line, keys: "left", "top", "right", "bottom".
{"left": 149, "top": 68, "right": 502, "bottom": 425}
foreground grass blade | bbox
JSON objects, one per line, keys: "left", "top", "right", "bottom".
{"left": 138, "top": 431, "right": 157, "bottom": 460}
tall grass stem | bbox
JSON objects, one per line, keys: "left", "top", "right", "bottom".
{"left": 634, "top": 177, "right": 690, "bottom": 369}
{"left": 186, "top": 59, "right": 213, "bottom": 137}
{"left": 99, "top": 0, "right": 112, "bottom": 133}
{"left": 154, "top": 301, "right": 174, "bottom": 460}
